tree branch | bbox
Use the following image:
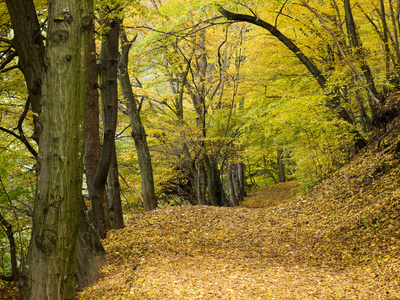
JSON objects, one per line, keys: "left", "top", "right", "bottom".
{"left": 218, "top": 6, "right": 327, "bottom": 89}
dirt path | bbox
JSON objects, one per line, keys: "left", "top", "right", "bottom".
{"left": 78, "top": 203, "right": 398, "bottom": 299}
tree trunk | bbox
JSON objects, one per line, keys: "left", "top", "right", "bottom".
{"left": 185, "top": 157, "right": 207, "bottom": 205}
{"left": 379, "top": 0, "right": 393, "bottom": 76}
{"left": 204, "top": 154, "right": 228, "bottom": 206}
{"left": 277, "top": 149, "right": 286, "bottom": 183}
{"left": 234, "top": 162, "right": 245, "bottom": 203}
{"left": 226, "top": 163, "right": 238, "bottom": 206}
{"left": 119, "top": 32, "right": 157, "bottom": 212}
{"left": 79, "top": 28, "right": 108, "bottom": 290}
{"left": 344, "top": 0, "right": 380, "bottom": 109}
{"left": 19, "top": 1, "right": 93, "bottom": 298}
{"left": 5, "top": 0, "right": 45, "bottom": 142}
{"left": 108, "top": 150, "right": 124, "bottom": 229}
{"left": 389, "top": 0, "right": 400, "bottom": 66}
{"left": 0, "top": 210, "right": 19, "bottom": 280}
{"left": 75, "top": 198, "right": 107, "bottom": 291}
{"left": 85, "top": 34, "right": 101, "bottom": 201}
{"left": 92, "top": 17, "right": 121, "bottom": 238}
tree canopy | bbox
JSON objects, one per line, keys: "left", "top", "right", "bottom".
{"left": 1, "top": 0, "right": 400, "bottom": 297}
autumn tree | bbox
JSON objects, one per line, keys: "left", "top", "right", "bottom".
{"left": 119, "top": 28, "right": 158, "bottom": 212}
{"left": 6, "top": 0, "right": 95, "bottom": 298}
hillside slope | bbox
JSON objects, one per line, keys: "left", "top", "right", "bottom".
{"left": 2, "top": 124, "right": 400, "bottom": 299}
{"left": 77, "top": 128, "right": 400, "bottom": 299}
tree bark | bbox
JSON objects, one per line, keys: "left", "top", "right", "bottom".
{"left": 108, "top": 150, "right": 124, "bottom": 229}
{"left": 92, "top": 17, "right": 121, "bottom": 238}
{"left": 235, "top": 162, "right": 246, "bottom": 202}
{"left": 119, "top": 32, "right": 157, "bottom": 212}
{"left": 0, "top": 211, "right": 19, "bottom": 280}
{"left": 75, "top": 198, "right": 107, "bottom": 291}
{"left": 79, "top": 27, "right": 108, "bottom": 289}
{"left": 226, "top": 163, "right": 239, "bottom": 206}
{"left": 85, "top": 34, "right": 101, "bottom": 201}
{"left": 5, "top": 0, "right": 45, "bottom": 141}
{"left": 204, "top": 154, "right": 228, "bottom": 206}
{"left": 185, "top": 157, "right": 208, "bottom": 205}
{"left": 19, "top": 1, "right": 93, "bottom": 298}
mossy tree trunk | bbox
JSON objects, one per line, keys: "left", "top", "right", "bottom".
{"left": 18, "top": 0, "right": 93, "bottom": 299}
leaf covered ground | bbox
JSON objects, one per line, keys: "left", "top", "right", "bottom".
{"left": 2, "top": 134, "right": 400, "bottom": 300}
{"left": 77, "top": 135, "right": 400, "bottom": 299}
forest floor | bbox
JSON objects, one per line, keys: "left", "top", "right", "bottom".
{"left": 77, "top": 131, "right": 400, "bottom": 299}
{"left": 2, "top": 132, "right": 400, "bottom": 299}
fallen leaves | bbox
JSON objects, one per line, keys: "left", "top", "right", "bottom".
{"left": 4, "top": 128, "right": 400, "bottom": 299}
{"left": 78, "top": 130, "right": 400, "bottom": 299}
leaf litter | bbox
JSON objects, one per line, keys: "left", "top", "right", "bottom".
{"left": 78, "top": 129, "right": 400, "bottom": 299}
{"left": 2, "top": 133, "right": 400, "bottom": 300}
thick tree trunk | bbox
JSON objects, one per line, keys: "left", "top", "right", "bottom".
{"left": 204, "top": 154, "right": 228, "bottom": 206}
{"left": 75, "top": 198, "right": 107, "bottom": 291}
{"left": 186, "top": 157, "right": 207, "bottom": 205}
{"left": 119, "top": 33, "right": 157, "bottom": 212}
{"left": 19, "top": 1, "right": 93, "bottom": 299}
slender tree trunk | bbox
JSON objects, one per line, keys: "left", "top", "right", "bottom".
{"left": 92, "top": 17, "right": 121, "bottom": 238}
{"left": 344, "top": 0, "right": 380, "bottom": 112}
{"left": 389, "top": 0, "right": 400, "bottom": 66}
{"left": 234, "top": 162, "right": 246, "bottom": 202}
{"left": 19, "top": 1, "right": 93, "bottom": 298}
{"left": 277, "top": 149, "right": 286, "bottom": 183}
{"left": 380, "top": 0, "right": 393, "bottom": 76}
{"left": 108, "top": 151, "right": 124, "bottom": 228}
{"left": 185, "top": 157, "right": 207, "bottom": 205}
{"left": 226, "top": 163, "right": 239, "bottom": 206}
{"left": 0, "top": 211, "right": 19, "bottom": 280}
{"left": 119, "top": 32, "right": 157, "bottom": 212}
{"left": 5, "top": 0, "right": 45, "bottom": 142}
{"left": 79, "top": 29, "right": 108, "bottom": 290}
{"left": 85, "top": 34, "right": 101, "bottom": 201}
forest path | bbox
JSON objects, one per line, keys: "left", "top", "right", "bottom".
{"left": 78, "top": 181, "right": 399, "bottom": 299}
